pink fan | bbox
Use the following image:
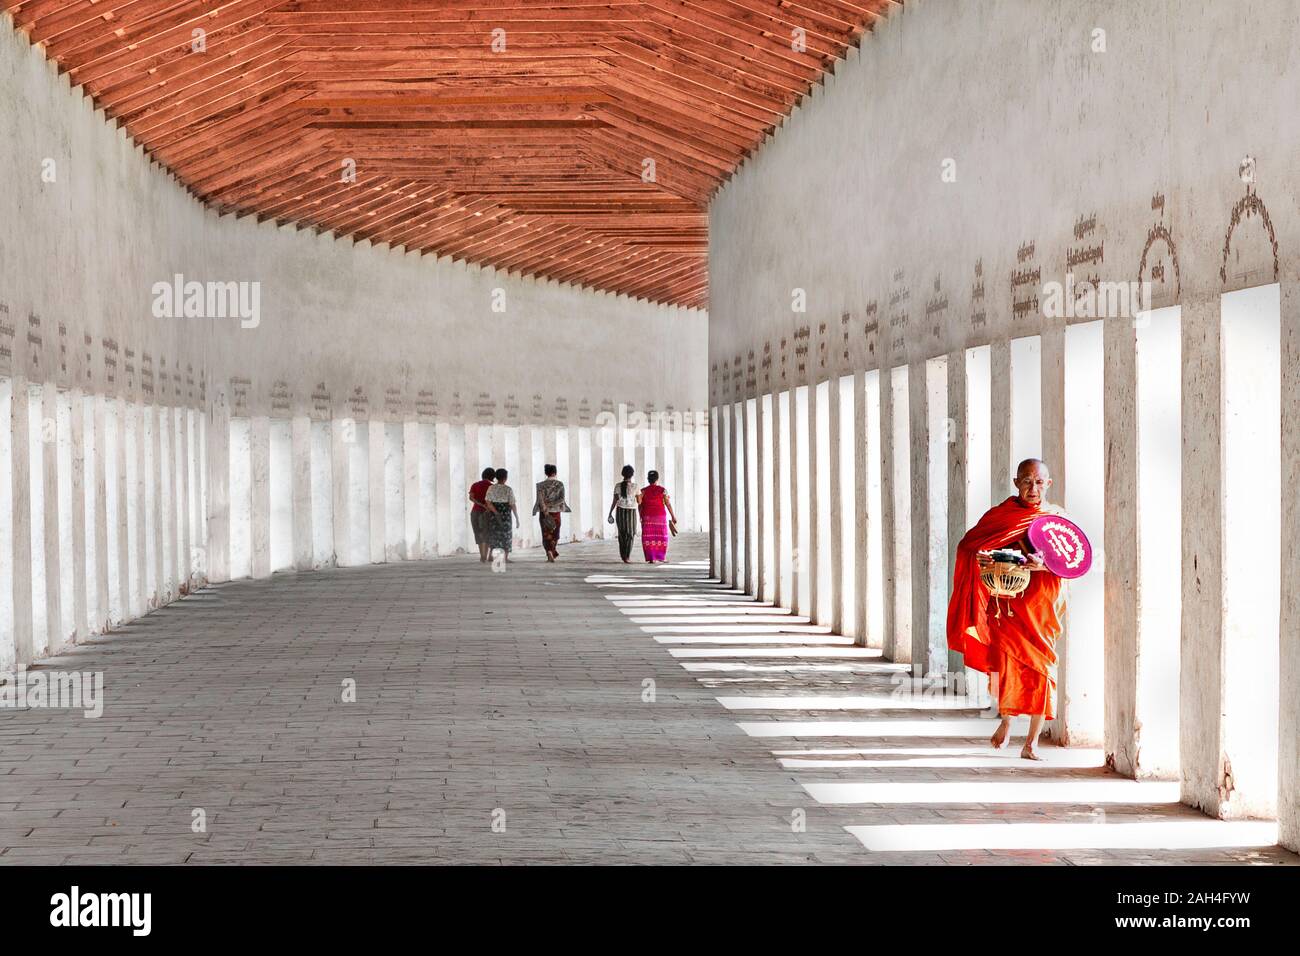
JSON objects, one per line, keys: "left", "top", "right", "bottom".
{"left": 1028, "top": 515, "right": 1092, "bottom": 579}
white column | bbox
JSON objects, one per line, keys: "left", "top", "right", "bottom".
{"left": 568, "top": 424, "right": 583, "bottom": 543}
{"left": 151, "top": 400, "right": 166, "bottom": 603}
{"left": 368, "top": 417, "right": 386, "bottom": 564}
{"left": 708, "top": 407, "right": 721, "bottom": 578}
{"left": 133, "top": 400, "right": 148, "bottom": 615}
{"left": 402, "top": 420, "right": 420, "bottom": 560}
{"left": 755, "top": 396, "right": 769, "bottom": 602}
{"left": 291, "top": 415, "right": 313, "bottom": 570}
{"left": 330, "top": 416, "right": 351, "bottom": 567}
{"left": 206, "top": 394, "right": 230, "bottom": 584}
{"left": 160, "top": 403, "right": 176, "bottom": 602}
{"left": 789, "top": 387, "right": 804, "bottom": 615}
{"left": 41, "top": 385, "right": 64, "bottom": 651}
{"left": 69, "top": 389, "right": 87, "bottom": 641}
{"left": 990, "top": 341, "right": 1012, "bottom": 506}
{"left": 853, "top": 371, "right": 870, "bottom": 645}
{"left": 946, "top": 352, "right": 968, "bottom": 672}
{"left": 92, "top": 396, "right": 109, "bottom": 626}
{"left": 921, "top": 357, "right": 949, "bottom": 675}
{"left": 743, "top": 399, "right": 758, "bottom": 597}
{"left": 670, "top": 415, "right": 685, "bottom": 545}
{"left": 808, "top": 379, "right": 822, "bottom": 622}
{"left": 772, "top": 394, "right": 785, "bottom": 608}
{"left": 250, "top": 415, "right": 271, "bottom": 579}
{"left": 878, "top": 371, "right": 897, "bottom": 661}
{"left": 433, "top": 421, "right": 452, "bottom": 556}
{"left": 176, "top": 407, "right": 192, "bottom": 589}
{"left": 908, "top": 362, "right": 929, "bottom": 671}
{"left": 448, "top": 423, "right": 468, "bottom": 554}
{"left": 594, "top": 420, "right": 610, "bottom": 539}
{"left": 725, "top": 403, "right": 739, "bottom": 587}
{"left": 516, "top": 424, "right": 535, "bottom": 550}
{"left": 10, "top": 379, "right": 33, "bottom": 667}
{"left": 1179, "top": 295, "right": 1226, "bottom": 817}
{"left": 1280, "top": 278, "right": 1300, "bottom": 852}
{"left": 827, "top": 378, "right": 843, "bottom": 633}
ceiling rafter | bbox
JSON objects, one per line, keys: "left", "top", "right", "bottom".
{"left": 4, "top": 0, "right": 900, "bottom": 309}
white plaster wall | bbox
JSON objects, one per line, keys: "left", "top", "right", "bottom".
{"left": 710, "top": 0, "right": 1300, "bottom": 366}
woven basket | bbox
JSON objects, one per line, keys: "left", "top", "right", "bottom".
{"left": 981, "top": 561, "right": 1031, "bottom": 598}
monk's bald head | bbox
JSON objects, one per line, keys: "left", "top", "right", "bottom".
{"left": 1014, "top": 458, "right": 1052, "bottom": 506}
{"left": 1016, "top": 458, "right": 1049, "bottom": 480}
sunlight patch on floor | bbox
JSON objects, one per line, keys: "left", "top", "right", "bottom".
{"left": 716, "top": 694, "right": 986, "bottom": 711}
{"left": 736, "top": 717, "right": 1021, "bottom": 737}
{"left": 802, "top": 779, "right": 1180, "bottom": 805}
{"left": 847, "top": 821, "right": 1279, "bottom": 852}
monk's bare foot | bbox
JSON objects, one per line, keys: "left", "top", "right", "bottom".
{"left": 1020, "top": 744, "right": 1042, "bottom": 761}
{"left": 990, "top": 720, "right": 1011, "bottom": 750}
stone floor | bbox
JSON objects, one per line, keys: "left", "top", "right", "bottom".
{"left": 0, "top": 533, "right": 1294, "bottom": 865}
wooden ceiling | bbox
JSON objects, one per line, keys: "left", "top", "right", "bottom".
{"left": 5, "top": 1, "right": 898, "bottom": 309}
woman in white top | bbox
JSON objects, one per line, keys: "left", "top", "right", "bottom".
{"left": 607, "top": 464, "right": 638, "bottom": 563}
{"left": 483, "top": 468, "right": 519, "bottom": 561}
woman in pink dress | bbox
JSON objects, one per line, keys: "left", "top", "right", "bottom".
{"left": 636, "top": 470, "right": 677, "bottom": 563}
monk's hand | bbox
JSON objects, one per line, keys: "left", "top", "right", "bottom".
{"left": 976, "top": 551, "right": 994, "bottom": 567}
{"left": 1024, "top": 552, "right": 1046, "bottom": 571}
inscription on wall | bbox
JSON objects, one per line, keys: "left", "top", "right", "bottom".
{"left": 348, "top": 385, "right": 368, "bottom": 420}
{"left": 102, "top": 338, "right": 117, "bottom": 386}
{"left": 793, "top": 325, "right": 809, "bottom": 377}
{"left": 312, "top": 382, "right": 331, "bottom": 419}
{"left": 0, "top": 302, "right": 14, "bottom": 373}
{"left": 416, "top": 389, "right": 437, "bottom": 421}
{"left": 385, "top": 386, "right": 404, "bottom": 418}
{"left": 1139, "top": 191, "right": 1181, "bottom": 306}
{"left": 123, "top": 345, "right": 136, "bottom": 392}
{"left": 1011, "top": 240, "right": 1040, "bottom": 320}
{"left": 27, "top": 312, "right": 42, "bottom": 377}
{"left": 970, "top": 259, "right": 986, "bottom": 329}
{"left": 888, "top": 270, "right": 909, "bottom": 354}
{"left": 272, "top": 380, "right": 291, "bottom": 414}
{"left": 863, "top": 300, "right": 879, "bottom": 359}
{"left": 1065, "top": 212, "right": 1103, "bottom": 312}
{"left": 231, "top": 376, "right": 251, "bottom": 416}
{"left": 925, "top": 276, "right": 947, "bottom": 340}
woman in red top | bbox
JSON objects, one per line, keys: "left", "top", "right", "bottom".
{"left": 636, "top": 470, "right": 677, "bottom": 563}
{"left": 468, "top": 467, "right": 496, "bottom": 563}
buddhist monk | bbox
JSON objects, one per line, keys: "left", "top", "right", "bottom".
{"left": 947, "top": 459, "right": 1064, "bottom": 760}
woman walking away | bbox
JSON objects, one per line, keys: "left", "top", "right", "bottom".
{"left": 468, "top": 466, "right": 496, "bottom": 563}
{"left": 484, "top": 468, "right": 519, "bottom": 571}
{"left": 636, "top": 470, "right": 677, "bottom": 564}
{"left": 608, "top": 464, "right": 638, "bottom": 563}
{"left": 533, "top": 464, "right": 570, "bottom": 561}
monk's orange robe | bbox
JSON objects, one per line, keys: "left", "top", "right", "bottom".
{"left": 946, "top": 496, "right": 1064, "bottom": 718}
